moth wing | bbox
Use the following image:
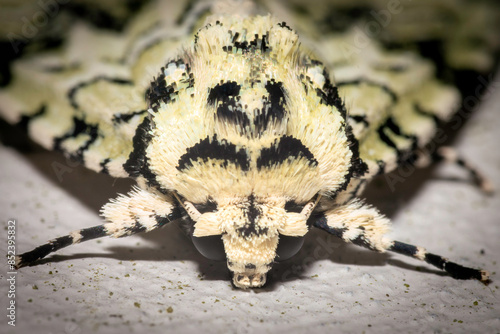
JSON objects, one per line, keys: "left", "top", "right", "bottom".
{"left": 0, "top": 1, "right": 192, "bottom": 177}
{"left": 317, "top": 31, "right": 460, "bottom": 177}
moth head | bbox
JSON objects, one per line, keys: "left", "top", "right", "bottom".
{"left": 186, "top": 196, "right": 314, "bottom": 289}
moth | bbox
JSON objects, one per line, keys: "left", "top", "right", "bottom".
{"left": 0, "top": 0, "right": 496, "bottom": 289}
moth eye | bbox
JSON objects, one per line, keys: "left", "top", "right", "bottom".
{"left": 191, "top": 235, "right": 226, "bottom": 261}
{"left": 275, "top": 235, "right": 305, "bottom": 262}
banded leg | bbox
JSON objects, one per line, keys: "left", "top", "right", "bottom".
{"left": 433, "top": 146, "right": 494, "bottom": 194}
{"left": 313, "top": 199, "right": 489, "bottom": 283}
{"left": 16, "top": 187, "right": 181, "bottom": 268}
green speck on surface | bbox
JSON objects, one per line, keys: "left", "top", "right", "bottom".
{"left": 473, "top": 301, "right": 478, "bottom": 306}
{"left": 49, "top": 271, "right": 53, "bottom": 275}
{"left": 65, "top": 297, "right": 69, "bottom": 301}
{"left": 404, "top": 284, "right": 410, "bottom": 288}
{"left": 311, "top": 274, "right": 318, "bottom": 278}
{"left": 215, "top": 299, "right": 220, "bottom": 303}
{"left": 28, "top": 299, "right": 32, "bottom": 302}
{"left": 134, "top": 302, "right": 141, "bottom": 308}
{"left": 167, "top": 307, "right": 173, "bottom": 313}
{"left": 32, "top": 285, "right": 38, "bottom": 290}
{"left": 109, "top": 292, "right": 113, "bottom": 297}
{"left": 124, "top": 274, "right": 130, "bottom": 277}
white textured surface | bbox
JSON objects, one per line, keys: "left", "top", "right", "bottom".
{"left": 1, "top": 77, "right": 500, "bottom": 334}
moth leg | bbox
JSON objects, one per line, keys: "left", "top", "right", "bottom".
{"left": 16, "top": 187, "right": 181, "bottom": 268}
{"left": 415, "top": 146, "right": 494, "bottom": 194}
{"left": 313, "top": 199, "right": 489, "bottom": 283}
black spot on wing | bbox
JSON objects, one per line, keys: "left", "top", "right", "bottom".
{"left": 68, "top": 76, "right": 133, "bottom": 110}
{"left": 257, "top": 136, "right": 318, "bottom": 169}
{"left": 349, "top": 114, "right": 369, "bottom": 126}
{"left": 100, "top": 158, "right": 111, "bottom": 174}
{"left": 123, "top": 116, "right": 166, "bottom": 192}
{"left": 376, "top": 117, "right": 418, "bottom": 163}
{"left": 52, "top": 116, "right": 98, "bottom": 164}
{"left": 112, "top": 110, "right": 147, "bottom": 124}
{"left": 177, "top": 135, "right": 250, "bottom": 171}
{"left": 18, "top": 105, "right": 47, "bottom": 132}
{"left": 337, "top": 79, "right": 398, "bottom": 102}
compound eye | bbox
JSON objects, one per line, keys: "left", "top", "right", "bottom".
{"left": 275, "top": 235, "right": 305, "bottom": 262}
{"left": 191, "top": 235, "right": 226, "bottom": 261}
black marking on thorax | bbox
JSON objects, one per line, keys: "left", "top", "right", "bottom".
{"left": 314, "top": 69, "right": 347, "bottom": 119}
{"left": 148, "top": 60, "right": 194, "bottom": 111}
{"left": 208, "top": 79, "right": 289, "bottom": 136}
{"left": 257, "top": 135, "right": 318, "bottom": 169}
{"left": 177, "top": 135, "right": 250, "bottom": 171}
{"left": 237, "top": 195, "right": 268, "bottom": 238}
{"left": 208, "top": 81, "right": 250, "bottom": 128}
{"left": 254, "top": 80, "right": 287, "bottom": 133}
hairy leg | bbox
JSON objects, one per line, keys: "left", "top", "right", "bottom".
{"left": 313, "top": 199, "right": 489, "bottom": 283}
{"left": 16, "top": 187, "right": 181, "bottom": 268}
